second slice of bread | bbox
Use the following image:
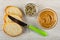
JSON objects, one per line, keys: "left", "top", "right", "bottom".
{"left": 4, "top": 14, "right": 23, "bottom": 23}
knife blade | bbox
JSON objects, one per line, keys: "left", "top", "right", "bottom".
{"left": 8, "top": 15, "right": 27, "bottom": 27}
{"left": 8, "top": 15, "right": 48, "bottom": 36}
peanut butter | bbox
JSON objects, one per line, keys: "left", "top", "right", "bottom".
{"left": 38, "top": 8, "right": 57, "bottom": 29}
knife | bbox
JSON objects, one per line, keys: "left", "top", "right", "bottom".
{"left": 8, "top": 15, "right": 48, "bottom": 36}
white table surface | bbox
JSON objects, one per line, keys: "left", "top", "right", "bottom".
{"left": 0, "top": 0, "right": 60, "bottom": 40}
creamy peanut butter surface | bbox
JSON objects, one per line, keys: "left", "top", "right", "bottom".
{"left": 38, "top": 8, "right": 57, "bottom": 29}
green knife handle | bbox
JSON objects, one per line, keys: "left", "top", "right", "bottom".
{"left": 28, "top": 25, "right": 48, "bottom": 36}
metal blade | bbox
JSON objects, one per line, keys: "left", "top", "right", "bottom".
{"left": 8, "top": 15, "right": 27, "bottom": 26}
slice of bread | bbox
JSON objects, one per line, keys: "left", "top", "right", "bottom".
{"left": 4, "top": 14, "right": 23, "bottom": 23}
{"left": 3, "top": 6, "right": 24, "bottom": 37}
{"left": 5, "top": 6, "right": 23, "bottom": 18}
{"left": 3, "top": 23, "right": 23, "bottom": 37}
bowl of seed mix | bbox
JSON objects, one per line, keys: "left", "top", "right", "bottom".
{"left": 25, "top": 3, "right": 37, "bottom": 16}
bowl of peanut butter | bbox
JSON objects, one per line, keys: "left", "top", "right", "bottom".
{"left": 37, "top": 8, "right": 57, "bottom": 29}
